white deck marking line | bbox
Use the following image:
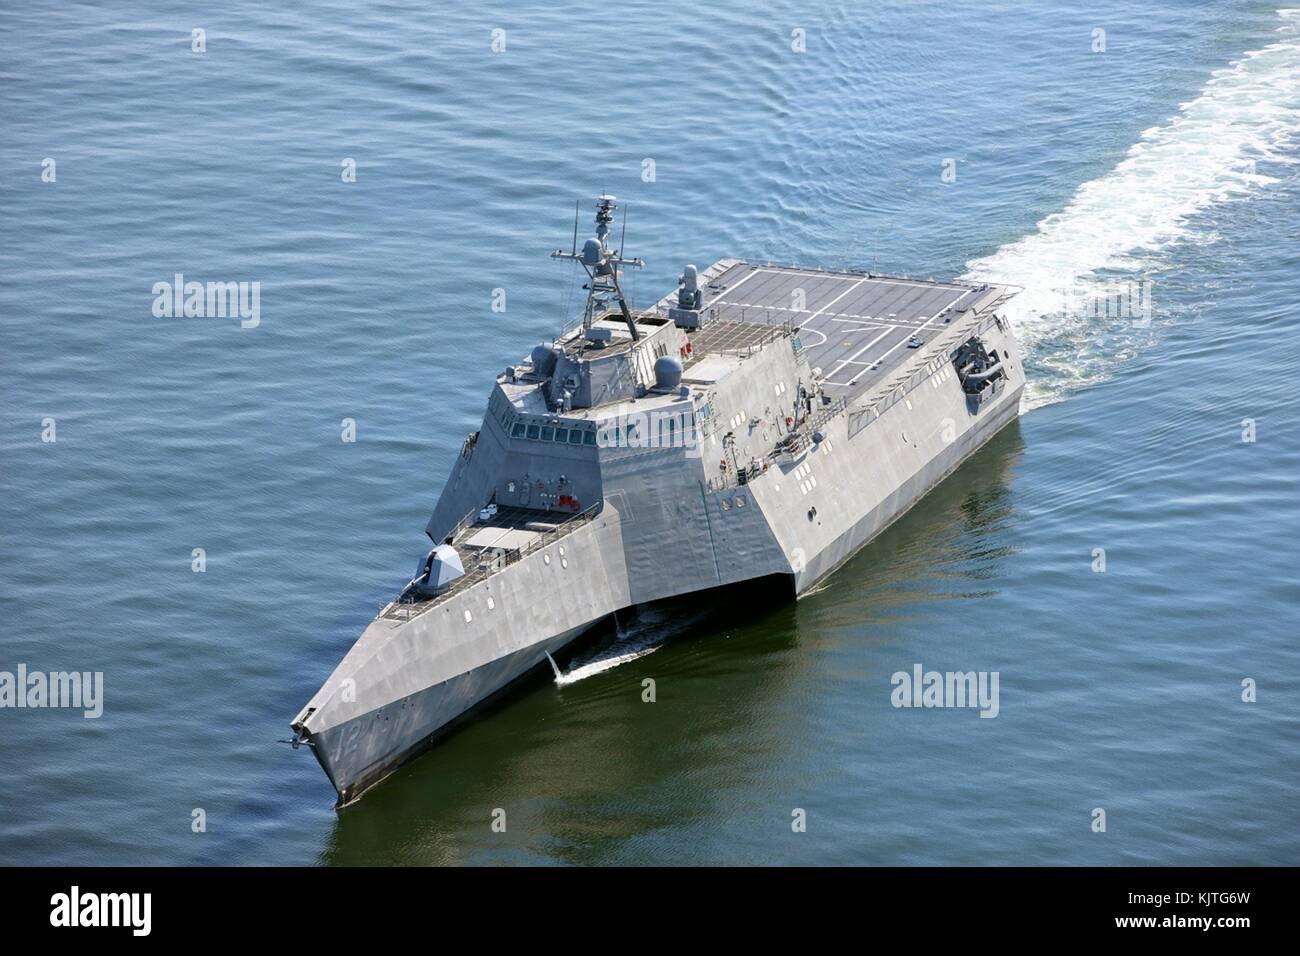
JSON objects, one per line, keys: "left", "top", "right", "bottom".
{"left": 708, "top": 265, "right": 772, "bottom": 301}
{"left": 709, "top": 304, "right": 902, "bottom": 331}
{"left": 705, "top": 301, "right": 935, "bottom": 331}
{"left": 795, "top": 278, "right": 869, "bottom": 331}
{"left": 752, "top": 267, "right": 967, "bottom": 291}
{"left": 712, "top": 283, "right": 863, "bottom": 325}
{"left": 828, "top": 288, "right": 977, "bottom": 381}
{"left": 821, "top": 326, "right": 899, "bottom": 380}
{"left": 828, "top": 315, "right": 927, "bottom": 327}
{"left": 827, "top": 321, "right": 916, "bottom": 333}
{"left": 712, "top": 300, "right": 935, "bottom": 335}
{"left": 822, "top": 372, "right": 865, "bottom": 386}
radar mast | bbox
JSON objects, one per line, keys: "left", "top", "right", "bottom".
{"left": 551, "top": 195, "right": 644, "bottom": 341}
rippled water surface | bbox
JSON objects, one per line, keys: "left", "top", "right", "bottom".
{"left": 1, "top": 0, "right": 1298, "bottom": 865}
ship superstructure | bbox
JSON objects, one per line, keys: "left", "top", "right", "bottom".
{"left": 292, "top": 197, "right": 1023, "bottom": 805}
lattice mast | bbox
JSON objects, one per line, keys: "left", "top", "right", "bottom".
{"left": 551, "top": 195, "right": 644, "bottom": 340}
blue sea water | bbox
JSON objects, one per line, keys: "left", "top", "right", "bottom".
{"left": 1, "top": 0, "right": 1297, "bottom": 865}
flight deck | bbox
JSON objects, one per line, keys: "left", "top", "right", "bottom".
{"left": 697, "top": 261, "right": 1004, "bottom": 399}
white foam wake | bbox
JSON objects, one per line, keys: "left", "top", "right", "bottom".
{"left": 552, "top": 637, "right": 662, "bottom": 686}
{"left": 549, "top": 605, "right": 712, "bottom": 685}
{"left": 965, "top": 9, "right": 1300, "bottom": 408}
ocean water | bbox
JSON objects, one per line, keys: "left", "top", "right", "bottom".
{"left": 1, "top": 0, "right": 1298, "bottom": 865}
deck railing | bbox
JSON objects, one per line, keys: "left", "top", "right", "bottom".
{"left": 381, "top": 501, "right": 604, "bottom": 622}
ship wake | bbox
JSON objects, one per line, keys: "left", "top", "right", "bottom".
{"left": 549, "top": 640, "right": 660, "bottom": 686}
{"left": 964, "top": 8, "right": 1300, "bottom": 410}
{"left": 549, "top": 607, "right": 707, "bottom": 686}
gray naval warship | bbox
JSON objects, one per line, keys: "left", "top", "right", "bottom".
{"left": 292, "top": 196, "right": 1023, "bottom": 805}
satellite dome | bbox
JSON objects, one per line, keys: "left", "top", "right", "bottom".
{"left": 580, "top": 237, "right": 604, "bottom": 267}
{"left": 654, "top": 355, "right": 683, "bottom": 391}
{"left": 530, "top": 344, "right": 558, "bottom": 377}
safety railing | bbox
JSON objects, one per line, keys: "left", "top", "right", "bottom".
{"left": 845, "top": 309, "right": 1005, "bottom": 439}
{"left": 380, "top": 501, "right": 604, "bottom": 622}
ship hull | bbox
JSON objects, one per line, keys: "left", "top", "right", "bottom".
{"left": 311, "top": 621, "right": 600, "bottom": 807}
{"left": 307, "top": 384, "right": 1021, "bottom": 808}
{"left": 795, "top": 381, "right": 1024, "bottom": 594}
{"left": 294, "top": 255, "right": 1028, "bottom": 808}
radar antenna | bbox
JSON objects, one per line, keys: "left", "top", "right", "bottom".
{"left": 551, "top": 195, "right": 645, "bottom": 341}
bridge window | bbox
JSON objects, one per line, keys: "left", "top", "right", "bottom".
{"left": 554, "top": 427, "right": 569, "bottom": 443}
{"left": 526, "top": 424, "right": 540, "bottom": 440}
{"left": 583, "top": 431, "right": 597, "bottom": 446}
{"left": 568, "top": 429, "right": 584, "bottom": 445}
{"left": 541, "top": 426, "right": 554, "bottom": 442}
{"left": 512, "top": 423, "right": 526, "bottom": 438}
